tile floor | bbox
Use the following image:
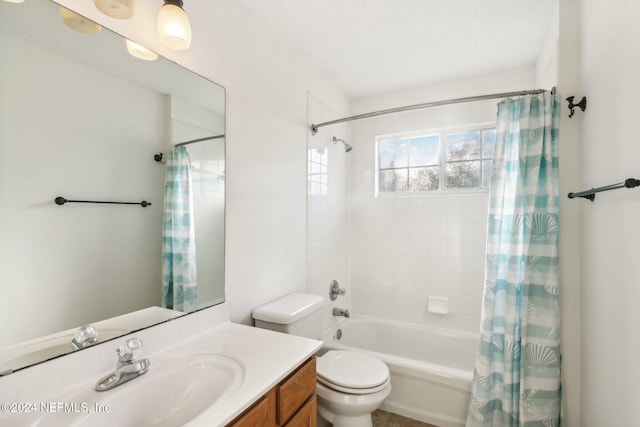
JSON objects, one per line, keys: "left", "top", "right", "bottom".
{"left": 371, "top": 410, "right": 439, "bottom": 427}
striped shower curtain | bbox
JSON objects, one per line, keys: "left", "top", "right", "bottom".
{"left": 466, "top": 92, "right": 561, "bottom": 427}
{"left": 162, "top": 146, "right": 197, "bottom": 312}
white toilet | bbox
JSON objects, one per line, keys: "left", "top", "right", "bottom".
{"left": 253, "top": 293, "right": 391, "bottom": 427}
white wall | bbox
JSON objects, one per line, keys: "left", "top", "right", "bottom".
{"left": 553, "top": 1, "right": 583, "bottom": 425}
{"left": 536, "top": 5, "right": 559, "bottom": 90}
{"left": 53, "top": 0, "right": 350, "bottom": 325}
{"left": 0, "top": 33, "right": 165, "bottom": 345}
{"left": 578, "top": 0, "right": 640, "bottom": 424}
{"left": 348, "top": 67, "right": 536, "bottom": 332}
{"left": 199, "top": 2, "right": 350, "bottom": 324}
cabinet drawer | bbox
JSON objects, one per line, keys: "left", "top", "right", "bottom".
{"left": 276, "top": 357, "right": 316, "bottom": 425}
{"left": 227, "top": 388, "right": 275, "bottom": 427}
{"left": 283, "top": 395, "right": 316, "bottom": 427}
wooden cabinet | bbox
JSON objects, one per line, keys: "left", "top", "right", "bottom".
{"left": 276, "top": 356, "right": 316, "bottom": 424}
{"left": 227, "top": 357, "right": 316, "bottom": 427}
{"left": 283, "top": 396, "right": 316, "bottom": 427}
{"left": 227, "top": 388, "right": 276, "bottom": 427}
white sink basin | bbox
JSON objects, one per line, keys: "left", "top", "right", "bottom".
{"left": 25, "top": 353, "right": 244, "bottom": 427}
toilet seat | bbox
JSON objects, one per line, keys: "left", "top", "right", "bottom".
{"left": 317, "top": 351, "right": 390, "bottom": 394}
{"left": 317, "top": 374, "right": 390, "bottom": 394}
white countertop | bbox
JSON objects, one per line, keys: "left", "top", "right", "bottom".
{"left": 0, "top": 303, "right": 322, "bottom": 427}
{"left": 184, "top": 322, "right": 321, "bottom": 426}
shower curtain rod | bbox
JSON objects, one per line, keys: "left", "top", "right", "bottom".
{"left": 310, "top": 88, "right": 554, "bottom": 135}
{"left": 175, "top": 134, "right": 225, "bottom": 147}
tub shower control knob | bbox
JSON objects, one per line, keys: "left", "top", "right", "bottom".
{"left": 329, "top": 280, "right": 346, "bottom": 301}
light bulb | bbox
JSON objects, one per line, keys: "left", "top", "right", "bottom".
{"left": 59, "top": 7, "right": 101, "bottom": 35}
{"left": 126, "top": 39, "right": 159, "bottom": 61}
{"left": 157, "top": 1, "right": 192, "bottom": 50}
{"left": 94, "top": 0, "right": 136, "bottom": 20}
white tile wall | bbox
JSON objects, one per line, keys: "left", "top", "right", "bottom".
{"left": 190, "top": 153, "right": 225, "bottom": 307}
{"left": 304, "top": 70, "right": 536, "bottom": 335}
{"left": 306, "top": 93, "right": 352, "bottom": 334}
{"left": 350, "top": 194, "right": 488, "bottom": 332}
{"left": 345, "top": 68, "right": 536, "bottom": 334}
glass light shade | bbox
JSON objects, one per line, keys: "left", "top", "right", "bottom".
{"left": 59, "top": 7, "right": 101, "bottom": 34}
{"left": 2, "top": 0, "right": 26, "bottom": 3}
{"left": 126, "top": 39, "right": 159, "bottom": 61}
{"left": 157, "top": 3, "right": 192, "bottom": 50}
{"left": 94, "top": 0, "right": 135, "bottom": 20}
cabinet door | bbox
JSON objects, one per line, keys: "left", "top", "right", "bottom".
{"left": 276, "top": 357, "right": 316, "bottom": 425}
{"left": 227, "top": 389, "right": 276, "bottom": 427}
{"left": 283, "top": 396, "right": 317, "bottom": 427}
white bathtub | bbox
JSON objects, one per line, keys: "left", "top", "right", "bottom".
{"left": 321, "top": 317, "right": 478, "bottom": 427}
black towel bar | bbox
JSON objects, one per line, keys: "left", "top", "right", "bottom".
{"left": 568, "top": 178, "right": 640, "bottom": 202}
{"left": 55, "top": 197, "right": 151, "bottom": 207}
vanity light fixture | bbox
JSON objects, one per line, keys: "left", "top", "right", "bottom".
{"left": 157, "top": 0, "right": 192, "bottom": 50}
{"left": 126, "top": 39, "right": 159, "bottom": 61}
{"left": 94, "top": 0, "right": 136, "bottom": 20}
{"left": 59, "top": 7, "right": 102, "bottom": 35}
{"left": 2, "top": 0, "right": 25, "bottom": 3}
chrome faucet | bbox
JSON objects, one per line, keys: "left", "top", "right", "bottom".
{"left": 71, "top": 324, "right": 98, "bottom": 350}
{"left": 95, "top": 338, "right": 150, "bottom": 392}
{"left": 332, "top": 307, "right": 350, "bottom": 318}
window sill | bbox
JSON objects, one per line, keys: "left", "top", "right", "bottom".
{"left": 375, "top": 189, "right": 489, "bottom": 199}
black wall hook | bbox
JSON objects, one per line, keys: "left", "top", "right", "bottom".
{"left": 566, "top": 96, "right": 587, "bottom": 118}
{"left": 154, "top": 153, "right": 165, "bottom": 164}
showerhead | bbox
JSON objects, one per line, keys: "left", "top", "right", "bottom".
{"left": 333, "top": 136, "right": 353, "bottom": 153}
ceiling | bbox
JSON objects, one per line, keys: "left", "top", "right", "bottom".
{"left": 239, "top": 0, "right": 557, "bottom": 99}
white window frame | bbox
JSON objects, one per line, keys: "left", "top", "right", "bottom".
{"left": 374, "top": 122, "right": 495, "bottom": 198}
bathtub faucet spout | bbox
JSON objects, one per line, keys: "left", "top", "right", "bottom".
{"left": 333, "top": 307, "right": 350, "bottom": 318}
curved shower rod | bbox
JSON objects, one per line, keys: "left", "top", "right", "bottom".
{"left": 311, "top": 88, "right": 552, "bottom": 134}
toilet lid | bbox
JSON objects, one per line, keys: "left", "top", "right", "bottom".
{"left": 317, "top": 351, "right": 389, "bottom": 389}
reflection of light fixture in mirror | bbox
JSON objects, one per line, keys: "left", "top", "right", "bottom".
{"left": 59, "top": 7, "right": 102, "bottom": 34}
{"left": 94, "top": 0, "right": 136, "bottom": 20}
{"left": 157, "top": 0, "right": 192, "bottom": 50}
{"left": 126, "top": 40, "right": 159, "bottom": 61}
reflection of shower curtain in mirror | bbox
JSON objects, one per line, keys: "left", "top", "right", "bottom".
{"left": 162, "top": 146, "right": 197, "bottom": 312}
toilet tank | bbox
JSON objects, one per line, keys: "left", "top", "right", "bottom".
{"left": 252, "top": 293, "right": 324, "bottom": 339}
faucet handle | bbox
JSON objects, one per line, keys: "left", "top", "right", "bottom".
{"left": 71, "top": 324, "right": 98, "bottom": 350}
{"left": 117, "top": 338, "right": 143, "bottom": 362}
{"left": 329, "top": 280, "right": 347, "bottom": 301}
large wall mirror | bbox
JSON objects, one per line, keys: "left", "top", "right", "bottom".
{"left": 0, "top": 0, "right": 225, "bottom": 374}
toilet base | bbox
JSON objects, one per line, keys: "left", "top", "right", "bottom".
{"left": 315, "top": 381, "right": 391, "bottom": 427}
{"left": 317, "top": 405, "right": 373, "bottom": 427}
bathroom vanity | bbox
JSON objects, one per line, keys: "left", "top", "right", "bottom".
{"left": 227, "top": 356, "right": 317, "bottom": 427}
{"left": 0, "top": 304, "right": 322, "bottom": 427}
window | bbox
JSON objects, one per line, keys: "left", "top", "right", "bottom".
{"left": 445, "top": 129, "right": 496, "bottom": 189}
{"left": 308, "top": 147, "right": 328, "bottom": 196}
{"left": 376, "top": 125, "right": 495, "bottom": 195}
